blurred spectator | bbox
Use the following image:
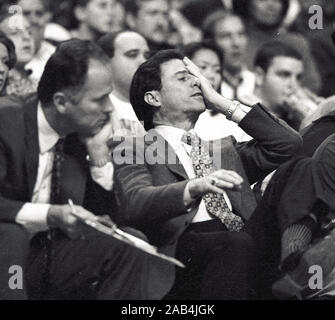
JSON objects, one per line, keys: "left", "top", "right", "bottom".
{"left": 0, "top": 12, "right": 37, "bottom": 96}
{"left": 168, "top": 1, "right": 202, "bottom": 46}
{"left": 182, "top": 40, "right": 251, "bottom": 141}
{"left": 98, "top": 30, "right": 148, "bottom": 136}
{"left": 0, "top": 31, "right": 16, "bottom": 96}
{"left": 290, "top": 0, "right": 335, "bottom": 98}
{"left": 238, "top": 0, "right": 321, "bottom": 94}
{"left": 8, "top": 0, "right": 56, "bottom": 83}
{"left": 180, "top": 0, "right": 236, "bottom": 28}
{"left": 252, "top": 40, "right": 319, "bottom": 130}
{"left": 203, "top": 11, "right": 256, "bottom": 101}
{"left": 124, "top": 0, "right": 173, "bottom": 54}
{"left": 72, "top": 0, "right": 125, "bottom": 41}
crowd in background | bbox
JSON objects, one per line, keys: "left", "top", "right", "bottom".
{"left": 0, "top": 0, "right": 334, "bottom": 137}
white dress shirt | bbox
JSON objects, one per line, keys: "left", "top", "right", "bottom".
{"left": 15, "top": 104, "right": 114, "bottom": 234}
{"left": 155, "top": 125, "right": 232, "bottom": 223}
{"left": 109, "top": 93, "right": 146, "bottom": 137}
{"left": 25, "top": 41, "right": 56, "bottom": 83}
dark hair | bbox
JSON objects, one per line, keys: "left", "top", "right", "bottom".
{"left": 98, "top": 30, "right": 132, "bottom": 58}
{"left": 182, "top": 40, "right": 224, "bottom": 72}
{"left": 0, "top": 31, "right": 16, "bottom": 69}
{"left": 235, "top": 0, "right": 289, "bottom": 26}
{"left": 124, "top": 0, "right": 167, "bottom": 17}
{"left": 202, "top": 10, "right": 244, "bottom": 40}
{"left": 74, "top": 0, "right": 91, "bottom": 8}
{"left": 38, "top": 39, "right": 110, "bottom": 105}
{"left": 254, "top": 40, "right": 303, "bottom": 72}
{"left": 130, "top": 49, "right": 184, "bottom": 130}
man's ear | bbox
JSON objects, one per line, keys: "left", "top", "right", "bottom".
{"left": 52, "top": 92, "right": 69, "bottom": 114}
{"left": 125, "top": 13, "right": 136, "bottom": 29}
{"left": 254, "top": 66, "right": 265, "bottom": 87}
{"left": 144, "top": 91, "right": 161, "bottom": 108}
{"left": 74, "top": 5, "right": 87, "bottom": 23}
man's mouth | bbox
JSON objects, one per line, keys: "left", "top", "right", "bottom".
{"left": 191, "top": 92, "right": 203, "bottom": 98}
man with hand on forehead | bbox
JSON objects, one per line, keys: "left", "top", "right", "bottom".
{"left": 111, "top": 49, "right": 302, "bottom": 300}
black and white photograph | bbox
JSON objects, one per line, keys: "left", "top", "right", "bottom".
{"left": 0, "top": 0, "right": 335, "bottom": 307}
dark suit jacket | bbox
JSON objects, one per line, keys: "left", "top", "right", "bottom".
{"left": 0, "top": 94, "right": 115, "bottom": 223}
{"left": 300, "top": 110, "right": 335, "bottom": 157}
{"left": 111, "top": 104, "right": 302, "bottom": 296}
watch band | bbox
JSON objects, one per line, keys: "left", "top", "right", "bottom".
{"left": 226, "top": 100, "right": 240, "bottom": 121}
{"left": 86, "top": 154, "right": 111, "bottom": 168}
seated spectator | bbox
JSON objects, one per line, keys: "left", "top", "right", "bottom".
{"left": 238, "top": 0, "right": 321, "bottom": 94}
{"left": 111, "top": 49, "right": 301, "bottom": 300}
{"left": 168, "top": 1, "right": 202, "bottom": 47}
{"left": 0, "top": 32, "right": 16, "bottom": 96}
{"left": 98, "top": 30, "right": 148, "bottom": 136}
{"left": 249, "top": 133, "right": 335, "bottom": 299}
{"left": 124, "top": 0, "right": 173, "bottom": 55}
{"left": 71, "top": 0, "right": 125, "bottom": 41}
{"left": 9, "top": 0, "right": 56, "bottom": 83}
{"left": 203, "top": 11, "right": 256, "bottom": 102}
{"left": 0, "top": 12, "right": 37, "bottom": 96}
{"left": 252, "top": 40, "right": 320, "bottom": 131}
{"left": 290, "top": 0, "right": 335, "bottom": 98}
{"left": 180, "top": 0, "right": 238, "bottom": 28}
{"left": 182, "top": 40, "right": 251, "bottom": 141}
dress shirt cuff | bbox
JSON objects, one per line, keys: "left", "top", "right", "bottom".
{"left": 231, "top": 103, "right": 251, "bottom": 123}
{"left": 183, "top": 181, "right": 198, "bottom": 210}
{"left": 15, "top": 203, "right": 50, "bottom": 234}
{"left": 90, "top": 161, "right": 114, "bottom": 191}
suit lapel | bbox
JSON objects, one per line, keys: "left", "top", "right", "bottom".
{"left": 209, "top": 137, "right": 244, "bottom": 218}
{"left": 24, "top": 98, "right": 87, "bottom": 205}
{"left": 23, "top": 96, "right": 40, "bottom": 199}
{"left": 145, "top": 130, "right": 188, "bottom": 180}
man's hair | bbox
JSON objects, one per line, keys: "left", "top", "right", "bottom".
{"left": 0, "top": 31, "right": 16, "bottom": 69}
{"left": 74, "top": 0, "right": 91, "bottom": 8}
{"left": 38, "top": 39, "right": 110, "bottom": 105}
{"left": 130, "top": 49, "right": 184, "bottom": 130}
{"left": 202, "top": 10, "right": 244, "bottom": 40}
{"left": 235, "top": 0, "right": 289, "bottom": 23}
{"left": 254, "top": 40, "right": 303, "bottom": 73}
{"left": 124, "top": 0, "right": 165, "bottom": 16}
{"left": 98, "top": 29, "right": 132, "bottom": 58}
{"left": 182, "top": 40, "right": 224, "bottom": 72}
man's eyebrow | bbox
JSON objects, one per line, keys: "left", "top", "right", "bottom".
{"left": 124, "top": 49, "right": 139, "bottom": 54}
{"left": 174, "top": 70, "right": 188, "bottom": 77}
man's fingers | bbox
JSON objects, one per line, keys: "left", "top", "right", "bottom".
{"left": 183, "top": 57, "right": 202, "bottom": 78}
{"left": 207, "top": 183, "right": 226, "bottom": 195}
{"left": 213, "top": 170, "right": 243, "bottom": 186}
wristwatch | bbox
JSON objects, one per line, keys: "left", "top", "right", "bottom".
{"left": 226, "top": 100, "right": 241, "bottom": 121}
{"left": 86, "top": 154, "right": 111, "bottom": 168}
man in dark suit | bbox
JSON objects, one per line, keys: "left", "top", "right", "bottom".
{"left": 0, "top": 39, "right": 157, "bottom": 300}
{"left": 111, "top": 50, "right": 302, "bottom": 299}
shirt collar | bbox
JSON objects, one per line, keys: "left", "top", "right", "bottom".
{"left": 154, "top": 125, "right": 195, "bottom": 152}
{"left": 37, "top": 102, "right": 60, "bottom": 154}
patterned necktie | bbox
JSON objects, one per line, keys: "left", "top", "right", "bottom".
{"left": 182, "top": 132, "right": 244, "bottom": 232}
{"left": 50, "top": 138, "right": 65, "bottom": 204}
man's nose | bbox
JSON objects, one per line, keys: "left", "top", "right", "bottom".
{"left": 289, "top": 76, "right": 299, "bottom": 90}
{"left": 104, "top": 96, "right": 114, "bottom": 113}
{"left": 191, "top": 75, "right": 200, "bottom": 87}
{"left": 0, "top": 62, "right": 6, "bottom": 73}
